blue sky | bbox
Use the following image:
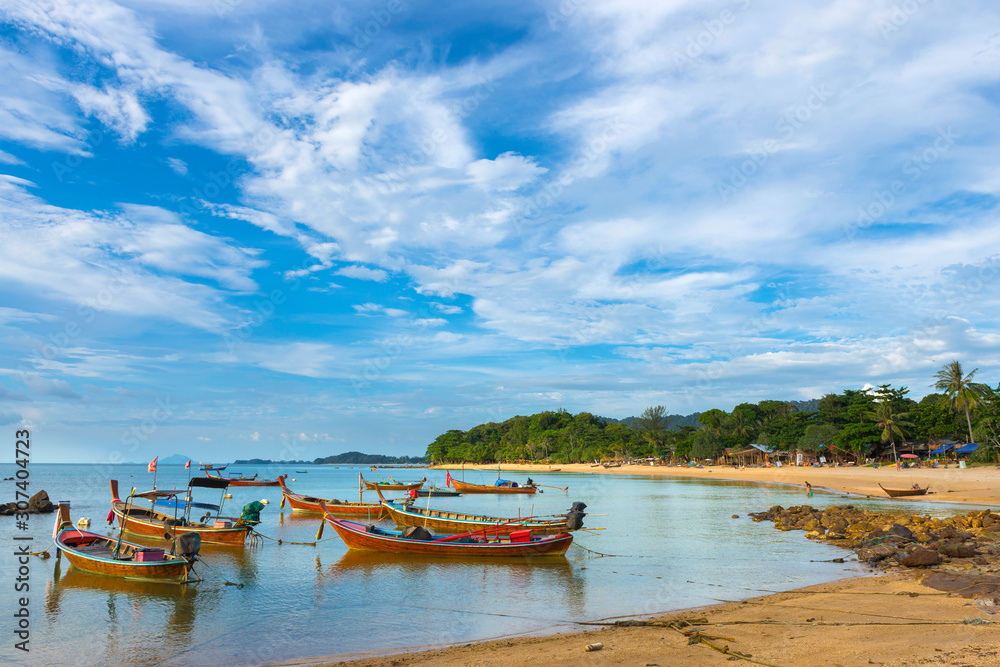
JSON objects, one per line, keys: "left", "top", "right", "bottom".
{"left": 1, "top": 0, "right": 999, "bottom": 463}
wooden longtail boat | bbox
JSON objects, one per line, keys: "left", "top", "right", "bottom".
{"left": 277, "top": 474, "right": 409, "bottom": 517}
{"left": 109, "top": 479, "right": 254, "bottom": 545}
{"left": 360, "top": 474, "right": 425, "bottom": 491}
{"left": 450, "top": 478, "right": 537, "bottom": 494}
{"left": 380, "top": 498, "right": 573, "bottom": 535}
{"left": 55, "top": 501, "right": 199, "bottom": 583}
{"left": 878, "top": 483, "right": 930, "bottom": 498}
{"left": 322, "top": 513, "right": 573, "bottom": 557}
{"left": 205, "top": 470, "right": 281, "bottom": 487}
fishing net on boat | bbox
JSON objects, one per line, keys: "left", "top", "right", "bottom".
{"left": 401, "top": 526, "right": 433, "bottom": 540}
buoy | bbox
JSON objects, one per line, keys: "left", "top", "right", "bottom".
{"left": 77, "top": 517, "right": 91, "bottom": 527}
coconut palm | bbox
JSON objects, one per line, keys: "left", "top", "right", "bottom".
{"left": 933, "top": 361, "right": 990, "bottom": 443}
{"left": 865, "top": 400, "right": 914, "bottom": 463}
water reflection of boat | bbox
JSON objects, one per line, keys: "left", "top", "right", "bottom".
{"left": 45, "top": 559, "right": 201, "bottom": 665}
{"left": 328, "top": 548, "right": 578, "bottom": 574}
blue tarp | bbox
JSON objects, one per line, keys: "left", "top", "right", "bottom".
{"left": 929, "top": 444, "right": 953, "bottom": 455}
{"left": 952, "top": 443, "right": 979, "bottom": 455}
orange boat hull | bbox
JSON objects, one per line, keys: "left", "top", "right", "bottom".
{"left": 328, "top": 518, "right": 572, "bottom": 557}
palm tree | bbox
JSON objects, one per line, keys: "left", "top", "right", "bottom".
{"left": 933, "top": 361, "right": 990, "bottom": 443}
{"left": 865, "top": 400, "right": 914, "bottom": 463}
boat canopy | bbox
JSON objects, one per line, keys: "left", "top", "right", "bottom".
{"left": 132, "top": 489, "right": 183, "bottom": 501}
{"left": 154, "top": 499, "right": 220, "bottom": 512}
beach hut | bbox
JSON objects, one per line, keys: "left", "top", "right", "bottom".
{"left": 794, "top": 449, "right": 821, "bottom": 466}
{"left": 952, "top": 443, "right": 979, "bottom": 461}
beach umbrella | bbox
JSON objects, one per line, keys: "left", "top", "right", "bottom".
{"left": 900, "top": 454, "right": 918, "bottom": 459}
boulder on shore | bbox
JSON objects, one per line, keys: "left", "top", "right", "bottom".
{"left": 0, "top": 490, "right": 56, "bottom": 515}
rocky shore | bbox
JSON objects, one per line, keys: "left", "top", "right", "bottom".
{"left": 0, "top": 489, "right": 56, "bottom": 515}
{"left": 750, "top": 504, "right": 1000, "bottom": 572}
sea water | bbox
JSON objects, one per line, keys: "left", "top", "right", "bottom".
{"left": 0, "top": 464, "right": 987, "bottom": 666}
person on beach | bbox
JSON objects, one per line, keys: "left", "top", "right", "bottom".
{"left": 805, "top": 481, "right": 813, "bottom": 498}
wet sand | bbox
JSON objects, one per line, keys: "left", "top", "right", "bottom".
{"left": 294, "top": 464, "right": 1000, "bottom": 667}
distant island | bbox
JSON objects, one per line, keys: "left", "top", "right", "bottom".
{"left": 235, "top": 451, "right": 427, "bottom": 465}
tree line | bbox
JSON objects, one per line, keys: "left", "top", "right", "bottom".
{"left": 425, "top": 361, "right": 1000, "bottom": 464}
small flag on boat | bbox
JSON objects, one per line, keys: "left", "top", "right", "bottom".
{"left": 184, "top": 459, "right": 191, "bottom": 469}
{"left": 445, "top": 471, "right": 453, "bottom": 488}
{"left": 148, "top": 456, "right": 158, "bottom": 473}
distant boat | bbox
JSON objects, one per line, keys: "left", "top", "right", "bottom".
{"left": 878, "top": 483, "right": 929, "bottom": 498}
{"left": 360, "top": 474, "right": 425, "bottom": 491}
{"left": 55, "top": 501, "right": 200, "bottom": 583}
{"left": 450, "top": 478, "right": 537, "bottom": 494}
{"left": 414, "top": 487, "right": 461, "bottom": 498}
{"left": 205, "top": 470, "right": 281, "bottom": 487}
{"left": 295, "top": 470, "right": 308, "bottom": 473}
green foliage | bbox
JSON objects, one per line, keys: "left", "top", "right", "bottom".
{"left": 797, "top": 423, "right": 840, "bottom": 453}
{"left": 424, "top": 369, "right": 997, "bottom": 463}
{"left": 934, "top": 360, "right": 991, "bottom": 443}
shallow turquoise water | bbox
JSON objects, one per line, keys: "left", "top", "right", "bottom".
{"left": 1, "top": 464, "right": 988, "bottom": 666}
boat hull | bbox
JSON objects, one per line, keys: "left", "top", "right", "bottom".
{"left": 361, "top": 476, "right": 424, "bottom": 491}
{"left": 450, "top": 479, "right": 537, "bottom": 494}
{"left": 57, "top": 528, "right": 194, "bottom": 583}
{"left": 878, "top": 483, "right": 929, "bottom": 498}
{"left": 328, "top": 518, "right": 572, "bottom": 557}
{"left": 414, "top": 487, "right": 461, "bottom": 497}
{"left": 110, "top": 503, "right": 252, "bottom": 544}
{"left": 382, "top": 502, "right": 570, "bottom": 535}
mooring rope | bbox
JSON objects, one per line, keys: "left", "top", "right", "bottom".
{"left": 251, "top": 529, "right": 341, "bottom": 546}
{"left": 573, "top": 542, "right": 631, "bottom": 557}
{"left": 193, "top": 557, "right": 244, "bottom": 589}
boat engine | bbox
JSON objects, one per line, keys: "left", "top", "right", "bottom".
{"left": 171, "top": 532, "right": 202, "bottom": 559}
{"left": 566, "top": 501, "right": 587, "bottom": 530}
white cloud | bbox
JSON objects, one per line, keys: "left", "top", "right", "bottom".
{"left": 0, "top": 180, "right": 261, "bottom": 331}
{"left": 337, "top": 265, "right": 389, "bottom": 282}
{"left": 466, "top": 152, "right": 547, "bottom": 191}
{"left": 166, "top": 157, "right": 188, "bottom": 175}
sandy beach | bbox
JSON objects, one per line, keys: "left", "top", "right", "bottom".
{"left": 489, "top": 461, "right": 1000, "bottom": 506}
{"left": 298, "top": 464, "right": 1000, "bottom": 667}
